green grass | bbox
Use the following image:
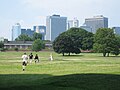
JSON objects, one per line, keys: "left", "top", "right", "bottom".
{"left": 0, "top": 51, "right": 120, "bottom": 90}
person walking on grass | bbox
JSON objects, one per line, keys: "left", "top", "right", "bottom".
{"left": 34, "top": 54, "right": 39, "bottom": 63}
{"left": 29, "top": 53, "right": 33, "bottom": 64}
{"left": 22, "top": 53, "right": 28, "bottom": 71}
{"left": 49, "top": 53, "right": 53, "bottom": 61}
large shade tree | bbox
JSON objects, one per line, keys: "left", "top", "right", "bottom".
{"left": 53, "top": 28, "right": 93, "bottom": 56}
{"left": 93, "top": 28, "right": 119, "bottom": 57}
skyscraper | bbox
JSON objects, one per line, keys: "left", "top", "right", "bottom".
{"left": 33, "top": 25, "right": 46, "bottom": 40}
{"left": 12, "top": 23, "right": 21, "bottom": 41}
{"left": 68, "top": 18, "right": 79, "bottom": 29}
{"left": 112, "top": 27, "right": 120, "bottom": 35}
{"left": 45, "top": 14, "right": 67, "bottom": 41}
{"left": 21, "top": 29, "right": 34, "bottom": 37}
{"left": 80, "top": 25, "right": 92, "bottom": 32}
{"left": 85, "top": 15, "right": 108, "bottom": 33}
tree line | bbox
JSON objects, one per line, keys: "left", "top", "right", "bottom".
{"left": 15, "top": 32, "right": 45, "bottom": 51}
{"left": 53, "top": 27, "right": 120, "bottom": 57}
{"left": 0, "top": 32, "right": 45, "bottom": 52}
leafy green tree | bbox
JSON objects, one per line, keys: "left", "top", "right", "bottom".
{"left": 93, "top": 28, "right": 119, "bottom": 57}
{"left": 32, "top": 33, "right": 42, "bottom": 41}
{"left": 0, "top": 42, "right": 4, "bottom": 48}
{"left": 15, "top": 34, "right": 32, "bottom": 41}
{"left": 81, "top": 33, "right": 94, "bottom": 50}
{"left": 53, "top": 32, "right": 80, "bottom": 56}
{"left": 32, "top": 39, "right": 45, "bottom": 51}
{"left": 0, "top": 42, "right": 4, "bottom": 51}
{"left": 66, "top": 28, "right": 94, "bottom": 50}
{"left": 110, "top": 36, "right": 120, "bottom": 56}
{"left": 53, "top": 28, "right": 93, "bottom": 56}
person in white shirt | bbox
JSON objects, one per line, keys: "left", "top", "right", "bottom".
{"left": 49, "top": 53, "right": 53, "bottom": 61}
{"left": 22, "top": 53, "right": 28, "bottom": 71}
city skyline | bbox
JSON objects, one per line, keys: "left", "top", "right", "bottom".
{"left": 0, "top": 0, "right": 120, "bottom": 40}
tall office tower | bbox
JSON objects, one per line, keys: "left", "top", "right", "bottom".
{"left": 80, "top": 25, "right": 92, "bottom": 33}
{"left": 46, "top": 14, "right": 67, "bottom": 41}
{"left": 21, "top": 29, "right": 34, "bottom": 37}
{"left": 12, "top": 23, "right": 21, "bottom": 41}
{"left": 68, "top": 18, "right": 79, "bottom": 29}
{"left": 112, "top": 27, "right": 120, "bottom": 35}
{"left": 85, "top": 15, "right": 108, "bottom": 33}
{"left": 33, "top": 26, "right": 46, "bottom": 40}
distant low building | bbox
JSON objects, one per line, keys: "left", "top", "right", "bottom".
{"left": 4, "top": 41, "right": 33, "bottom": 49}
{"left": 4, "top": 41, "right": 52, "bottom": 50}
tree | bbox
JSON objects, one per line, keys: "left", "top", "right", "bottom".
{"left": 111, "top": 35, "right": 120, "bottom": 56}
{"left": 53, "top": 32, "right": 80, "bottom": 56}
{"left": 0, "top": 42, "right": 4, "bottom": 48}
{"left": 0, "top": 42, "right": 4, "bottom": 51}
{"left": 93, "top": 28, "right": 119, "bottom": 57}
{"left": 53, "top": 28, "right": 93, "bottom": 56}
{"left": 32, "top": 39, "right": 45, "bottom": 51}
{"left": 81, "top": 33, "right": 94, "bottom": 50}
{"left": 32, "top": 33, "right": 42, "bottom": 41}
{"left": 15, "top": 34, "right": 32, "bottom": 41}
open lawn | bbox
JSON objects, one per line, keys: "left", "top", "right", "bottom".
{"left": 0, "top": 51, "right": 120, "bottom": 90}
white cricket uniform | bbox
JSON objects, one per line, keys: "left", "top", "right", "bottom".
{"left": 22, "top": 55, "right": 28, "bottom": 64}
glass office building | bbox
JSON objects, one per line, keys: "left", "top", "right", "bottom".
{"left": 46, "top": 14, "right": 67, "bottom": 41}
{"left": 112, "top": 27, "right": 120, "bottom": 35}
{"left": 68, "top": 18, "right": 79, "bottom": 29}
{"left": 33, "top": 26, "right": 46, "bottom": 40}
{"left": 21, "top": 29, "right": 34, "bottom": 37}
{"left": 85, "top": 15, "right": 108, "bottom": 33}
{"left": 12, "top": 23, "right": 21, "bottom": 41}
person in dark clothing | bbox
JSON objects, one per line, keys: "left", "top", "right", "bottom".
{"left": 34, "top": 54, "right": 39, "bottom": 63}
{"left": 29, "top": 53, "right": 33, "bottom": 64}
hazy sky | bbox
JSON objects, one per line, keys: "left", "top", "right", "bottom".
{"left": 0, "top": 0, "right": 120, "bottom": 40}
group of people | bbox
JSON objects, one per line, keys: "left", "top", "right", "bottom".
{"left": 21, "top": 52, "right": 53, "bottom": 71}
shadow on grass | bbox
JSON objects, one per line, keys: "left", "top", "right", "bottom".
{"left": 0, "top": 74, "right": 120, "bottom": 90}
{"left": 60, "top": 55, "right": 84, "bottom": 57}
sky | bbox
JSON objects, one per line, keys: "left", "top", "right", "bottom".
{"left": 0, "top": 0, "right": 120, "bottom": 40}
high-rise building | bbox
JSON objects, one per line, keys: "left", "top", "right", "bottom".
{"left": 84, "top": 15, "right": 108, "bottom": 33}
{"left": 46, "top": 14, "right": 67, "bottom": 41}
{"left": 80, "top": 25, "right": 92, "bottom": 33}
{"left": 112, "top": 27, "right": 120, "bottom": 35}
{"left": 12, "top": 23, "right": 21, "bottom": 41}
{"left": 21, "top": 29, "right": 34, "bottom": 37}
{"left": 33, "top": 26, "right": 46, "bottom": 40}
{"left": 68, "top": 18, "right": 79, "bottom": 29}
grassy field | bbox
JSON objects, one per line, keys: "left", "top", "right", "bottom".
{"left": 0, "top": 51, "right": 120, "bottom": 90}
